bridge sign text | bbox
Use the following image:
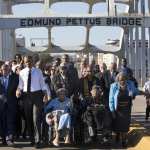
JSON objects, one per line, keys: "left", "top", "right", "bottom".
{"left": 0, "top": 15, "right": 148, "bottom": 29}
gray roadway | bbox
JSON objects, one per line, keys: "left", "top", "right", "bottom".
{"left": 0, "top": 96, "right": 149, "bottom": 150}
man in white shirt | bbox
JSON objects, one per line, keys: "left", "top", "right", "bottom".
{"left": 16, "top": 56, "right": 48, "bottom": 148}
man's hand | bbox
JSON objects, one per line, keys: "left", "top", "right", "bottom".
{"left": 43, "top": 94, "right": 48, "bottom": 103}
{"left": 16, "top": 89, "right": 21, "bottom": 98}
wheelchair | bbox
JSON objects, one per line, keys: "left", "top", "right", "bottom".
{"left": 46, "top": 110, "right": 71, "bottom": 145}
{"left": 81, "top": 104, "right": 112, "bottom": 145}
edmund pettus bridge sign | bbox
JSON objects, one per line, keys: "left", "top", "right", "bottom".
{"left": 0, "top": 15, "right": 150, "bottom": 29}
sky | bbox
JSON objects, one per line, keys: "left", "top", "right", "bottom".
{"left": 12, "top": 1, "right": 149, "bottom": 51}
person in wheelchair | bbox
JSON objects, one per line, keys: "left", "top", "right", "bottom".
{"left": 45, "top": 88, "right": 71, "bottom": 147}
{"left": 82, "top": 85, "right": 105, "bottom": 143}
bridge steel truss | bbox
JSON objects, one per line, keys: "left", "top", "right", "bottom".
{"left": 0, "top": 0, "right": 149, "bottom": 85}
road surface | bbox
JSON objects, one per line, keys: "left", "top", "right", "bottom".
{"left": 0, "top": 96, "right": 149, "bottom": 150}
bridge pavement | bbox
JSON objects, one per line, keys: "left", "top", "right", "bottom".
{"left": 0, "top": 96, "right": 149, "bottom": 150}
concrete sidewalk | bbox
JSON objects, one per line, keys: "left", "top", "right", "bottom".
{"left": 128, "top": 96, "right": 150, "bottom": 150}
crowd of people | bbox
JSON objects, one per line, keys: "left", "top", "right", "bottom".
{"left": 0, "top": 53, "right": 145, "bottom": 149}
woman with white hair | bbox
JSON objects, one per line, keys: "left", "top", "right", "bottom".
{"left": 45, "top": 88, "right": 71, "bottom": 147}
{"left": 109, "top": 72, "right": 138, "bottom": 147}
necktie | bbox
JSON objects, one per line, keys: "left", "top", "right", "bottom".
{"left": 3, "top": 76, "right": 8, "bottom": 93}
{"left": 27, "top": 69, "right": 31, "bottom": 93}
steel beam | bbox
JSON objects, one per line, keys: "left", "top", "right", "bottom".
{"left": 128, "top": 0, "right": 134, "bottom": 70}
{"left": 148, "top": 0, "right": 150, "bottom": 78}
{"left": 134, "top": 0, "right": 140, "bottom": 81}
{"left": 12, "top": 0, "right": 44, "bottom": 4}
{"left": 141, "top": 0, "right": 146, "bottom": 86}
{"left": 45, "top": 0, "right": 130, "bottom": 5}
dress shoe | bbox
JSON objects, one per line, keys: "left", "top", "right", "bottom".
{"left": 122, "top": 140, "right": 128, "bottom": 148}
{"left": 115, "top": 134, "right": 120, "bottom": 143}
{"left": 22, "top": 134, "right": 27, "bottom": 139}
{"left": 34, "top": 142, "right": 42, "bottom": 149}
{"left": 145, "top": 117, "right": 148, "bottom": 122}
{"left": 29, "top": 140, "right": 35, "bottom": 146}
{"left": 6, "top": 140, "right": 15, "bottom": 147}
{"left": 41, "top": 140, "right": 49, "bottom": 147}
{"left": 2, "top": 139, "right": 7, "bottom": 145}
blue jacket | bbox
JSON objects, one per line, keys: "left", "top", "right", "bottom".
{"left": 44, "top": 97, "right": 71, "bottom": 114}
{"left": 109, "top": 80, "right": 138, "bottom": 112}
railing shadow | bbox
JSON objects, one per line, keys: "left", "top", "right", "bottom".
{"left": 127, "top": 114, "right": 150, "bottom": 148}
{"left": 1, "top": 114, "right": 149, "bottom": 149}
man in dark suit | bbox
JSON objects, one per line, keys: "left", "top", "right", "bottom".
{"left": 0, "top": 80, "right": 7, "bottom": 145}
{"left": 52, "top": 65, "right": 72, "bottom": 97}
{"left": 102, "top": 62, "right": 118, "bottom": 108}
{"left": 79, "top": 67, "right": 102, "bottom": 98}
{"left": 0, "top": 64, "right": 19, "bottom": 146}
{"left": 103, "top": 62, "right": 118, "bottom": 90}
{"left": 120, "top": 58, "right": 133, "bottom": 78}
